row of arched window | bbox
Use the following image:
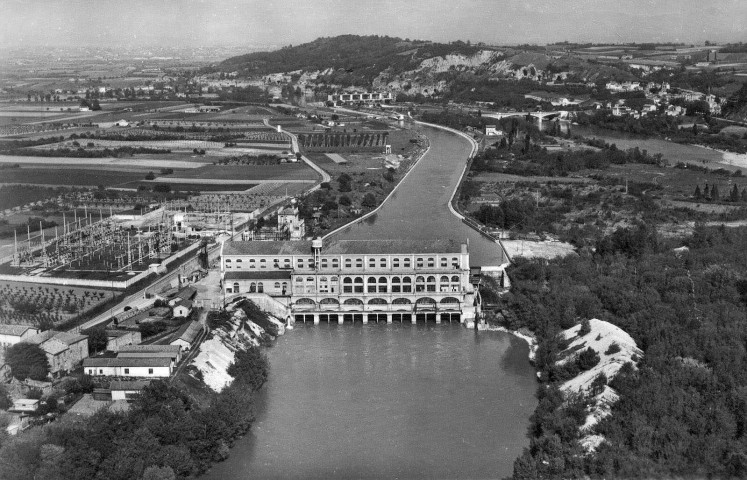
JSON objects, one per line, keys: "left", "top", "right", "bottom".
{"left": 296, "top": 297, "right": 460, "bottom": 306}
{"left": 339, "top": 276, "right": 461, "bottom": 293}
{"left": 230, "top": 281, "right": 289, "bottom": 294}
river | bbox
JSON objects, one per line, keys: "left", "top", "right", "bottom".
{"left": 330, "top": 124, "right": 508, "bottom": 268}
{"left": 572, "top": 125, "right": 746, "bottom": 169}
{"left": 201, "top": 124, "right": 537, "bottom": 479}
{"left": 203, "top": 323, "right": 537, "bottom": 480}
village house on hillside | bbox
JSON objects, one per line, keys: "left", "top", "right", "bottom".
{"left": 0, "top": 325, "right": 40, "bottom": 350}
{"left": 25, "top": 330, "right": 89, "bottom": 377}
{"left": 105, "top": 330, "right": 142, "bottom": 352}
{"left": 83, "top": 356, "right": 173, "bottom": 378}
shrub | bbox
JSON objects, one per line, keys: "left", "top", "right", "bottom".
{"left": 578, "top": 319, "right": 591, "bottom": 337}
{"left": 227, "top": 347, "right": 268, "bottom": 391}
{"left": 5, "top": 343, "right": 50, "bottom": 381}
{"left": 605, "top": 342, "right": 621, "bottom": 355}
{"left": 361, "top": 192, "right": 377, "bottom": 208}
{"left": 576, "top": 347, "right": 600, "bottom": 371}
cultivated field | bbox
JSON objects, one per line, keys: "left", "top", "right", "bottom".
{"left": 0, "top": 167, "right": 144, "bottom": 187}
{"left": 170, "top": 164, "right": 319, "bottom": 181}
{"left": 0, "top": 280, "right": 113, "bottom": 327}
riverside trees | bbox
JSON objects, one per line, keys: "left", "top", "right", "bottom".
{"left": 0, "top": 346, "right": 269, "bottom": 479}
{"left": 504, "top": 224, "right": 747, "bottom": 478}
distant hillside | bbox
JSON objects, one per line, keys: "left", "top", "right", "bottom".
{"left": 219, "top": 35, "right": 482, "bottom": 86}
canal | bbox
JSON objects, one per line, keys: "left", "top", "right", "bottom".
{"left": 331, "top": 124, "right": 508, "bottom": 267}
{"left": 202, "top": 323, "right": 537, "bottom": 480}
{"left": 201, "top": 124, "right": 537, "bottom": 479}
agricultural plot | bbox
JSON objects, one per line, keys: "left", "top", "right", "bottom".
{"left": 0, "top": 155, "right": 209, "bottom": 169}
{"left": 0, "top": 167, "right": 144, "bottom": 187}
{"left": 31, "top": 139, "right": 227, "bottom": 151}
{"left": 121, "top": 182, "right": 254, "bottom": 192}
{"left": 0, "top": 281, "right": 113, "bottom": 327}
{"left": 170, "top": 164, "right": 319, "bottom": 181}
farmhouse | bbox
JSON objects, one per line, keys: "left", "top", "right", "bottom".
{"left": 484, "top": 125, "right": 503, "bottom": 137}
{"left": 172, "top": 300, "right": 193, "bottom": 318}
{"left": 168, "top": 286, "right": 197, "bottom": 307}
{"left": 10, "top": 399, "right": 39, "bottom": 413}
{"left": 104, "top": 330, "right": 142, "bottom": 352}
{"left": 26, "top": 330, "right": 89, "bottom": 377}
{"left": 0, "top": 325, "right": 40, "bottom": 350}
{"left": 221, "top": 238, "right": 477, "bottom": 324}
{"left": 83, "top": 356, "right": 173, "bottom": 378}
{"left": 170, "top": 321, "right": 202, "bottom": 350}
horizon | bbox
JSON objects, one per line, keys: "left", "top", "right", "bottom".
{"left": 1, "top": 0, "right": 745, "bottom": 52}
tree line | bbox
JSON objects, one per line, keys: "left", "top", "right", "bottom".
{"left": 0, "top": 343, "right": 269, "bottom": 479}
{"left": 499, "top": 224, "right": 747, "bottom": 478}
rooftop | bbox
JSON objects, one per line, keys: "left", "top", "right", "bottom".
{"left": 174, "top": 299, "right": 193, "bottom": 309}
{"left": 118, "top": 344, "right": 181, "bottom": 354}
{"left": 175, "top": 286, "right": 197, "bottom": 301}
{"left": 172, "top": 321, "right": 202, "bottom": 344}
{"left": 0, "top": 325, "right": 37, "bottom": 336}
{"left": 83, "top": 357, "right": 172, "bottom": 368}
{"left": 118, "top": 352, "right": 178, "bottom": 360}
{"left": 223, "top": 239, "right": 464, "bottom": 257}
{"left": 25, "top": 330, "right": 87, "bottom": 348}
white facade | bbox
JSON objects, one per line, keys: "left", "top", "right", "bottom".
{"left": 83, "top": 357, "right": 172, "bottom": 378}
{"left": 327, "top": 91, "right": 394, "bottom": 106}
{"left": 221, "top": 238, "right": 477, "bottom": 324}
{"left": 0, "top": 326, "right": 40, "bottom": 350}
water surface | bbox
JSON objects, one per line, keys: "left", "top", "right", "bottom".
{"left": 203, "top": 323, "right": 537, "bottom": 480}
{"left": 332, "top": 125, "right": 507, "bottom": 267}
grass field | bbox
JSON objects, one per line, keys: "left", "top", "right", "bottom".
{"left": 590, "top": 163, "right": 747, "bottom": 198}
{"left": 0, "top": 167, "right": 144, "bottom": 187}
{"left": 171, "top": 163, "right": 318, "bottom": 181}
{"left": 120, "top": 182, "right": 255, "bottom": 192}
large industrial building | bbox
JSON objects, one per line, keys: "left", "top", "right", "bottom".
{"left": 220, "top": 238, "right": 478, "bottom": 324}
{"left": 327, "top": 91, "right": 394, "bottom": 106}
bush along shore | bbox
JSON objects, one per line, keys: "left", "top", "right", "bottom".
{"left": 0, "top": 338, "right": 269, "bottom": 479}
{"left": 497, "top": 223, "right": 747, "bottom": 479}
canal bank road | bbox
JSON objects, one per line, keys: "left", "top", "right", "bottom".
{"left": 331, "top": 123, "right": 508, "bottom": 269}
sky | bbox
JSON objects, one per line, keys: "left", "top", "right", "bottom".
{"left": 1, "top": 0, "right": 745, "bottom": 50}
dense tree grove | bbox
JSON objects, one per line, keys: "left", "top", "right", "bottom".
{"left": 502, "top": 224, "right": 747, "bottom": 478}
{"left": 0, "top": 347, "right": 269, "bottom": 479}
{"left": 5, "top": 343, "right": 50, "bottom": 381}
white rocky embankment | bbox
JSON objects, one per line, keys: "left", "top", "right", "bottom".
{"left": 556, "top": 318, "right": 642, "bottom": 452}
{"left": 190, "top": 307, "right": 283, "bottom": 393}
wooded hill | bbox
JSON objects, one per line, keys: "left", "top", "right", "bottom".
{"left": 218, "top": 35, "right": 482, "bottom": 85}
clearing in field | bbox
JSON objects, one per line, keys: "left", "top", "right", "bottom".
{"left": 169, "top": 163, "right": 319, "bottom": 181}
{"left": 324, "top": 153, "right": 348, "bottom": 164}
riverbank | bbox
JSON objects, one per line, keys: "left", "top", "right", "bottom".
{"left": 482, "top": 324, "right": 538, "bottom": 362}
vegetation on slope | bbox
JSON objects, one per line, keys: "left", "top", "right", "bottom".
{"left": 500, "top": 225, "right": 747, "bottom": 478}
{"left": 218, "top": 35, "right": 481, "bottom": 86}
{"left": 0, "top": 346, "right": 269, "bottom": 479}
